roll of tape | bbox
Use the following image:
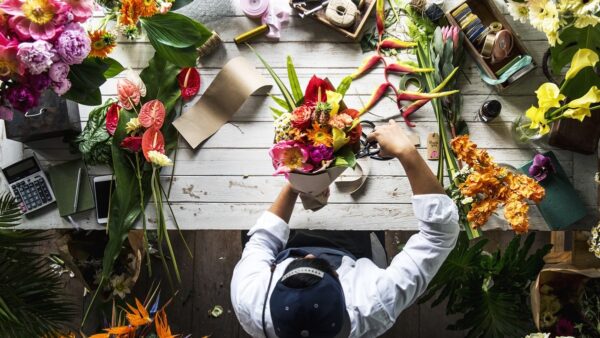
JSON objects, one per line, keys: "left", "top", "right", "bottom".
{"left": 491, "top": 29, "right": 513, "bottom": 64}
{"left": 240, "top": 0, "right": 269, "bottom": 18}
{"left": 459, "top": 13, "right": 478, "bottom": 29}
{"left": 467, "top": 24, "right": 486, "bottom": 44}
{"left": 451, "top": 3, "right": 469, "bottom": 18}
{"left": 489, "top": 21, "right": 503, "bottom": 33}
{"left": 481, "top": 31, "right": 496, "bottom": 59}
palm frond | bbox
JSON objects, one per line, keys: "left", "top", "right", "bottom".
{"left": 0, "top": 193, "right": 76, "bottom": 337}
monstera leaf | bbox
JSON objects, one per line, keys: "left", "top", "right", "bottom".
{"left": 550, "top": 25, "right": 600, "bottom": 74}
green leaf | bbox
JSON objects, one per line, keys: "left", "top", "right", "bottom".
{"left": 248, "top": 44, "right": 296, "bottom": 110}
{"left": 333, "top": 146, "right": 356, "bottom": 168}
{"left": 550, "top": 24, "right": 600, "bottom": 74}
{"left": 336, "top": 76, "right": 353, "bottom": 97}
{"left": 270, "top": 94, "right": 291, "bottom": 111}
{"left": 171, "top": 0, "right": 193, "bottom": 10}
{"left": 73, "top": 100, "right": 115, "bottom": 165}
{"left": 140, "top": 12, "right": 212, "bottom": 67}
{"left": 62, "top": 57, "right": 112, "bottom": 105}
{"left": 287, "top": 56, "right": 303, "bottom": 102}
{"left": 561, "top": 67, "right": 600, "bottom": 99}
{"left": 103, "top": 57, "right": 125, "bottom": 78}
{"left": 270, "top": 107, "right": 286, "bottom": 119}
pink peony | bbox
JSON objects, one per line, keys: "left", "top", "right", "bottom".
{"left": 55, "top": 23, "right": 91, "bottom": 65}
{"left": 66, "top": 0, "right": 94, "bottom": 22}
{"left": 117, "top": 78, "right": 141, "bottom": 110}
{"left": 16, "top": 40, "right": 56, "bottom": 75}
{"left": 48, "top": 61, "right": 69, "bottom": 82}
{"left": 1, "top": 0, "right": 68, "bottom": 40}
{"left": 269, "top": 140, "right": 313, "bottom": 176}
{"left": 51, "top": 77, "right": 71, "bottom": 95}
{"left": 290, "top": 104, "right": 313, "bottom": 130}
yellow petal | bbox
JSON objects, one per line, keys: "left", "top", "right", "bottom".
{"left": 332, "top": 127, "right": 349, "bottom": 151}
{"left": 567, "top": 86, "right": 600, "bottom": 108}
{"left": 535, "top": 83, "right": 565, "bottom": 108}
{"left": 565, "top": 48, "right": 599, "bottom": 80}
{"left": 326, "top": 90, "right": 342, "bottom": 116}
{"left": 563, "top": 107, "right": 591, "bottom": 122}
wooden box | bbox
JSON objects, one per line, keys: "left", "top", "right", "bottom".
{"left": 445, "top": 0, "right": 537, "bottom": 92}
{"left": 290, "top": 0, "right": 376, "bottom": 40}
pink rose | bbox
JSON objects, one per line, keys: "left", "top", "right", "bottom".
{"left": 117, "top": 78, "right": 141, "bottom": 110}
{"left": 290, "top": 105, "right": 313, "bottom": 130}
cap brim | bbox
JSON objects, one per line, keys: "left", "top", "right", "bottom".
{"left": 334, "top": 310, "right": 351, "bottom": 338}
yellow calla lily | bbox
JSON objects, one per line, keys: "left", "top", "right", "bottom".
{"left": 525, "top": 105, "right": 551, "bottom": 135}
{"left": 332, "top": 127, "right": 349, "bottom": 151}
{"left": 326, "top": 90, "right": 343, "bottom": 117}
{"left": 563, "top": 86, "right": 600, "bottom": 121}
{"left": 565, "top": 48, "right": 599, "bottom": 80}
{"left": 535, "top": 83, "right": 565, "bottom": 108}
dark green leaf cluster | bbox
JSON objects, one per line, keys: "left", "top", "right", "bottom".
{"left": 420, "top": 232, "right": 552, "bottom": 338}
{"left": 74, "top": 100, "right": 115, "bottom": 166}
{"left": 63, "top": 57, "right": 124, "bottom": 106}
{"left": 0, "top": 194, "right": 75, "bottom": 337}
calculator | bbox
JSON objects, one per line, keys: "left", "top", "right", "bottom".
{"left": 1, "top": 156, "right": 55, "bottom": 214}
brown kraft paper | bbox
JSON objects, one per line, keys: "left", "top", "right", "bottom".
{"left": 173, "top": 57, "right": 272, "bottom": 149}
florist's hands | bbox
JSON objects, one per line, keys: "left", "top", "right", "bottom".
{"left": 367, "top": 120, "right": 417, "bottom": 159}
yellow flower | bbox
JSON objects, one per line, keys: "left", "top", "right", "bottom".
{"left": 563, "top": 86, "right": 600, "bottom": 121}
{"left": 535, "top": 83, "right": 565, "bottom": 109}
{"left": 22, "top": 0, "right": 56, "bottom": 24}
{"left": 575, "top": 14, "right": 600, "bottom": 28}
{"left": 566, "top": 48, "right": 599, "bottom": 80}
{"left": 307, "top": 122, "right": 333, "bottom": 147}
{"left": 506, "top": 1, "right": 529, "bottom": 23}
{"left": 525, "top": 105, "right": 551, "bottom": 135}
{"left": 528, "top": 0, "right": 559, "bottom": 35}
{"left": 148, "top": 150, "right": 173, "bottom": 167}
{"left": 326, "top": 90, "right": 343, "bottom": 116}
{"left": 126, "top": 117, "right": 142, "bottom": 134}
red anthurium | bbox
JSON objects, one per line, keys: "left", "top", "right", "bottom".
{"left": 304, "top": 75, "right": 335, "bottom": 104}
{"left": 120, "top": 136, "right": 143, "bottom": 152}
{"left": 142, "top": 128, "right": 165, "bottom": 161}
{"left": 106, "top": 102, "right": 120, "bottom": 136}
{"left": 139, "top": 99, "right": 166, "bottom": 129}
{"left": 177, "top": 67, "right": 201, "bottom": 101}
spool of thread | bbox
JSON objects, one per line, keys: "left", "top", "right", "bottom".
{"left": 478, "top": 100, "right": 502, "bottom": 122}
{"left": 234, "top": 24, "right": 269, "bottom": 44}
{"left": 425, "top": 3, "right": 444, "bottom": 22}
{"left": 240, "top": 0, "right": 269, "bottom": 18}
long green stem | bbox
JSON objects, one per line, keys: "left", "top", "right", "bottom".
{"left": 135, "top": 153, "right": 152, "bottom": 275}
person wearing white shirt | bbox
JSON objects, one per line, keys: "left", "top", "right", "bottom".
{"left": 231, "top": 120, "right": 460, "bottom": 338}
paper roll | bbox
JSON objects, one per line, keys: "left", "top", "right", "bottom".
{"left": 173, "top": 57, "right": 272, "bottom": 149}
{"left": 240, "top": 0, "right": 269, "bottom": 18}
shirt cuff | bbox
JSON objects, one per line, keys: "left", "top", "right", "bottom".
{"left": 412, "top": 194, "right": 458, "bottom": 226}
{"left": 247, "top": 211, "right": 290, "bottom": 244}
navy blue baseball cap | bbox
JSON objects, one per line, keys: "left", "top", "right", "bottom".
{"left": 269, "top": 267, "right": 351, "bottom": 338}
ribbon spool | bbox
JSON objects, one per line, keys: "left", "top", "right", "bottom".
{"left": 481, "top": 30, "right": 513, "bottom": 64}
{"left": 240, "top": 0, "right": 269, "bottom": 18}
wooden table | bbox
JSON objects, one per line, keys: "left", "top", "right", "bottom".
{"left": 4, "top": 0, "right": 598, "bottom": 231}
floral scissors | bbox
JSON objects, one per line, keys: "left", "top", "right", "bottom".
{"left": 356, "top": 120, "right": 394, "bottom": 161}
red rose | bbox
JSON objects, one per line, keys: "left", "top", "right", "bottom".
{"left": 120, "top": 136, "right": 142, "bottom": 152}
{"left": 106, "top": 102, "right": 120, "bottom": 136}
{"left": 290, "top": 105, "right": 313, "bottom": 130}
{"left": 177, "top": 67, "right": 201, "bottom": 101}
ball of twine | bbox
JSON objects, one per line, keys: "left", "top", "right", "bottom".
{"left": 410, "top": 0, "right": 427, "bottom": 13}
{"left": 197, "top": 31, "right": 222, "bottom": 59}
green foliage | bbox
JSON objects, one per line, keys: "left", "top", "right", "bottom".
{"left": 287, "top": 56, "right": 303, "bottom": 104}
{"left": 550, "top": 24, "right": 600, "bottom": 74}
{"left": 170, "top": 0, "right": 193, "bottom": 11}
{"left": 333, "top": 146, "right": 357, "bottom": 168}
{"left": 420, "top": 233, "right": 552, "bottom": 338}
{"left": 63, "top": 57, "right": 124, "bottom": 106}
{"left": 336, "top": 76, "right": 353, "bottom": 97}
{"left": 74, "top": 100, "right": 115, "bottom": 165}
{"left": 140, "top": 12, "right": 213, "bottom": 67}
{"left": 249, "top": 46, "right": 296, "bottom": 113}
{"left": 0, "top": 194, "right": 75, "bottom": 337}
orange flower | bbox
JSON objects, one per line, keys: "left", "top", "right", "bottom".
{"left": 155, "top": 309, "right": 175, "bottom": 338}
{"left": 106, "top": 325, "right": 136, "bottom": 335}
{"left": 88, "top": 29, "right": 117, "bottom": 58}
{"left": 306, "top": 122, "right": 333, "bottom": 147}
{"left": 139, "top": 0, "right": 158, "bottom": 17}
{"left": 451, "top": 135, "right": 545, "bottom": 233}
{"left": 88, "top": 335, "right": 109, "bottom": 338}
{"left": 119, "top": 0, "right": 142, "bottom": 26}
{"left": 126, "top": 298, "right": 152, "bottom": 327}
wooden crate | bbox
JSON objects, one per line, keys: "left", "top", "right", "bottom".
{"left": 445, "top": 0, "right": 537, "bottom": 92}
{"left": 545, "top": 231, "right": 600, "bottom": 268}
{"left": 291, "top": 0, "right": 376, "bottom": 40}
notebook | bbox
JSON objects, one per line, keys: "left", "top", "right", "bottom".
{"left": 518, "top": 151, "right": 587, "bottom": 230}
{"left": 48, "top": 160, "right": 94, "bottom": 217}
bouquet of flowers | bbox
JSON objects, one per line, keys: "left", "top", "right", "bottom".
{"left": 0, "top": 0, "right": 97, "bottom": 113}
{"left": 253, "top": 50, "right": 361, "bottom": 209}
{"left": 450, "top": 135, "right": 545, "bottom": 233}
{"left": 515, "top": 49, "right": 600, "bottom": 141}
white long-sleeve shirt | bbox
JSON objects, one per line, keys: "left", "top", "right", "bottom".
{"left": 231, "top": 194, "right": 459, "bottom": 338}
